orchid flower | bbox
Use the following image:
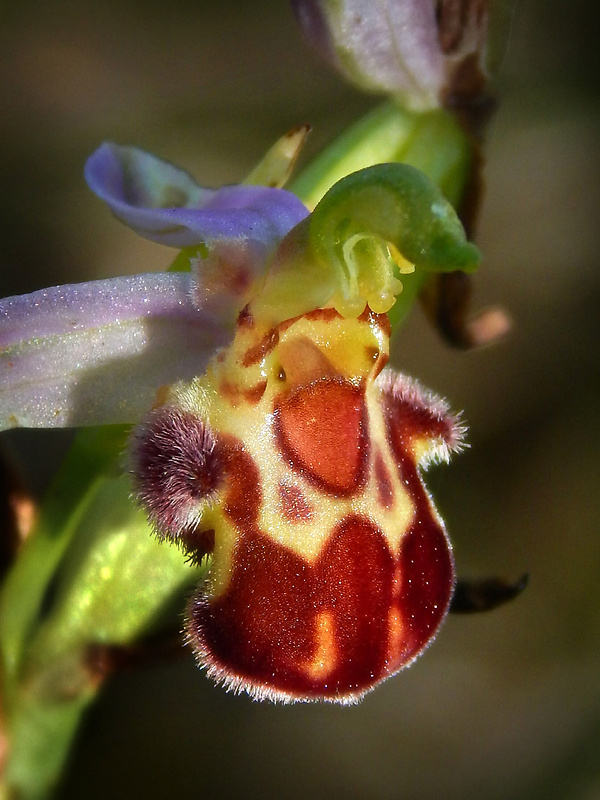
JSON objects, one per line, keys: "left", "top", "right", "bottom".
{"left": 0, "top": 3, "right": 528, "bottom": 795}
{"left": 1, "top": 139, "right": 480, "bottom": 705}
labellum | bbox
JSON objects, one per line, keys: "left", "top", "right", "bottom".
{"left": 116, "top": 158, "right": 479, "bottom": 703}
{"left": 132, "top": 303, "right": 464, "bottom": 703}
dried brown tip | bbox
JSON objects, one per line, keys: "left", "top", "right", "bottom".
{"left": 450, "top": 573, "right": 529, "bottom": 613}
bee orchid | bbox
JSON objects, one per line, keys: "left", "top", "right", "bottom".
{"left": 0, "top": 142, "right": 480, "bottom": 702}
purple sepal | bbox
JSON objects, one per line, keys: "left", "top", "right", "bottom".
{"left": 85, "top": 143, "right": 309, "bottom": 251}
{"left": 292, "top": 0, "right": 453, "bottom": 107}
{"left": 0, "top": 274, "right": 229, "bottom": 429}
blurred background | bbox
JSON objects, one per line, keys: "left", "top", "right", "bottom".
{"left": 1, "top": 1, "right": 599, "bottom": 798}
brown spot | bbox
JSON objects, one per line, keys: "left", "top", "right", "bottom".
{"left": 374, "top": 450, "right": 394, "bottom": 510}
{"left": 179, "top": 528, "right": 216, "bottom": 563}
{"left": 278, "top": 307, "right": 341, "bottom": 334}
{"left": 243, "top": 381, "right": 267, "bottom": 403}
{"left": 358, "top": 307, "right": 392, "bottom": 338}
{"left": 278, "top": 481, "right": 314, "bottom": 521}
{"left": 219, "top": 435, "right": 262, "bottom": 532}
{"left": 218, "top": 379, "right": 267, "bottom": 406}
{"left": 237, "top": 304, "right": 254, "bottom": 328}
{"left": 365, "top": 345, "right": 389, "bottom": 379}
{"left": 241, "top": 328, "right": 279, "bottom": 367}
{"left": 365, "top": 346, "right": 379, "bottom": 363}
{"left": 285, "top": 123, "right": 312, "bottom": 140}
{"left": 275, "top": 377, "right": 368, "bottom": 495}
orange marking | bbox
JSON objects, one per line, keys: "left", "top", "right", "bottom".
{"left": 275, "top": 378, "right": 367, "bottom": 494}
{"left": 302, "top": 611, "right": 337, "bottom": 680}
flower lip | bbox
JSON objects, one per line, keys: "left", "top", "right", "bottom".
{"left": 85, "top": 142, "right": 309, "bottom": 251}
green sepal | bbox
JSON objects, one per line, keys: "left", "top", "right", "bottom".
{"left": 251, "top": 161, "right": 480, "bottom": 325}
{"left": 309, "top": 161, "right": 481, "bottom": 273}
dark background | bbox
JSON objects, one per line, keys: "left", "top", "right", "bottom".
{"left": 1, "top": 1, "right": 600, "bottom": 798}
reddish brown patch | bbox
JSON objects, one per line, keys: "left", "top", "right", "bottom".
{"left": 185, "top": 373, "right": 455, "bottom": 701}
{"left": 278, "top": 482, "right": 314, "bottom": 521}
{"left": 243, "top": 381, "right": 267, "bottom": 403}
{"left": 382, "top": 403, "right": 455, "bottom": 655}
{"left": 218, "top": 379, "right": 267, "bottom": 406}
{"left": 189, "top": 484, "right": 452, "bottom": 701}
{"left": 188, "top": 515, "right": 396, "bottom": 700}
{"left": 278, "top": 307, "right": 341, "bottom": 334}
{"left": 358, "top": 307, "right": 392, "bottom": 337}
{"left": 219, "top": 434, "right": 262, "bottom": 532}
{"left": 275, "top": 377, "right": 368, "bottom": 495}
{"left": 380, "top": 380, "right": 455, "bottom": 448}
{"left": 315, "top": 516, "right": 395, "bottom": 692}
{"left": 396, "top": 514, "right": 454, "bottom": 654}
{"left": 374, "top": 450, "right": 394, "bottom": 509}
{"left": 241, "top": 328, "right": 279, "bottom": 368}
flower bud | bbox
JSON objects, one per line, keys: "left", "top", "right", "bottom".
{"left": 292, "top": 0, "right": 507, "bottom": 110}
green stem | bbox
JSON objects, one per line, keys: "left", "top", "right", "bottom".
{"left": 1, "top": 671, "right": 96, "bottom": 800}
{"left": 0, "top": 426, "right": 129, "bottom": 703}
{"left": 291, "top": 100, "right": 471, "bottom": 209}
